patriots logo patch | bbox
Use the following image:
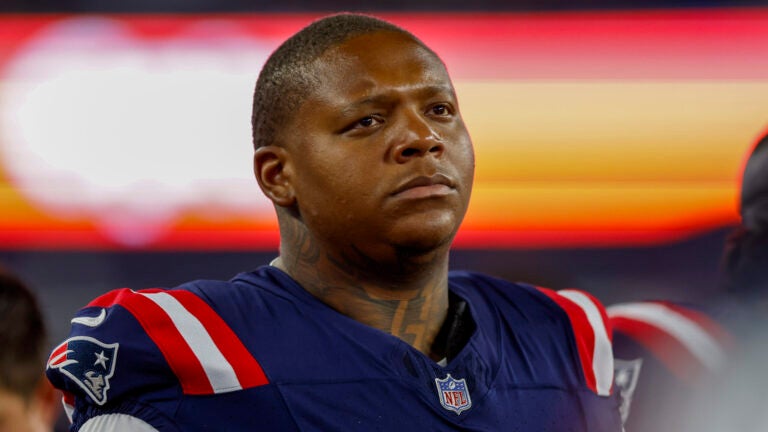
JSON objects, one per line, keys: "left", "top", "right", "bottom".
{"left": 47, "top": 336, "right": 119, "bottom": 405}
{"left": 435, "top": 374, "right": 472, "bottom": 415}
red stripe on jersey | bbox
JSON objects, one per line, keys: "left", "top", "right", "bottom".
{"left": 85, "top": 287, "right": 134, "bottom": 308}
{"left": 47, "top": 341, "right": 68, "bottom": 366}
{"left": 62, "top": 391, "right": 76, "bottom": 423}
{"left": 62, "top": 391, "right": 75, "bottom": 405}
{"left": 610, "top": 316, "right": 703, "bottom": 383}
{"left": 89, "top": 288, "right": 214, "bottom": 394}
{"left": 537, "top": 287, "right": 598, "bottom": 393}
{"left": 163, "top": 290, "right": 268, "bottom": 388}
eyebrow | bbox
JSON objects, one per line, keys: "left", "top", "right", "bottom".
{"left": 339, "top": 84, "right": 456, "bottom": 116}
{"left": 418, "top": 84, "right": 456, "bottom": 99}
{"left": 339, "top": 95, "right": 392, "bottom": 117}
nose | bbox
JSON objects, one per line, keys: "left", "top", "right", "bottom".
{"left": 391, "top": 111, "right": 445, "bottom": 163}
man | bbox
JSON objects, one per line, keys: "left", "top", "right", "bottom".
{"left": 47, "top": 13, "right": 622, "bottom": 430}
{"left": 0, "top": 268, "right": 60, "bottom": 432}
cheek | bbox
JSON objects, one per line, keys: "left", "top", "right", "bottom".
{"left": 453, "top": 138, "right": 476, "bottom": 183}
{"left": 297, "top": 156, "right": 378, "bottom": 218}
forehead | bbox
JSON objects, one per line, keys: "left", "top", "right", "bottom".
{"left": 309, "top": 31, "right": 453, "bottom": 102}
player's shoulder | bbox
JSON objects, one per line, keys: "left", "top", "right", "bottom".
{"left": 46, "top": 276, "right": 271, "bottom": 425}
{"left": 449, "top": 271, "right": 611, "bottom": 327}
{"left": 46, "top": 285, "right": 184, "bottom": 424}
{"left": 535, "top": 287, "right": 614, "bottom": 397}
{"left": 450, "top": 271, "right": 614, "bottom": 396}
{"left": 448, "top": 271, "right": 566, "bottom": 319}
{"left": 448, "top": 270, "right": 545, "bottom": 303}
{"left": 607, "top": 299, "right": 732, "bottom": 382}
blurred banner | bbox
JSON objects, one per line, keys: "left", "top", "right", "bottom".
{"left": 0, "top": 9, "right": 767, "bottom": 250}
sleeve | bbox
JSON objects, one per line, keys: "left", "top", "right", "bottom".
{"left": 45, "top": 288, "right": 182, "bottom": 430}
{"left": 45, "top": 287, "right": 268, "bottom": 431}
{"left": 535, "top": 287, "right": 623, "bottom": 431}
{"left": 537, "top": 287, "right": 615, "bottom": 397}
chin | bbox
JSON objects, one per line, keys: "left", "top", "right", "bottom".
{"left": 390, "top": 221, "right": 458, "bottom": 255}
{"left": 400, "top": 236, "right": 452, "bottom": 252}
{"left": 374, "top": 207, "right": 465, "bottom": 257}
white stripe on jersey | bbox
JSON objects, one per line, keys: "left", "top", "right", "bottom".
{"left": 559, "top": 290, "right": 614, "bottom": 396}
{"left": 80, "top": 414, "right": 160, "bottom": 432}
{"left": 607, "top": 302, "right": 726, "bottom": 372}
{"left": 62, "top": 398, "right": 74, "bottom": 423}
{"left": 140, "top": 291, "right": 242, "bottom": 393}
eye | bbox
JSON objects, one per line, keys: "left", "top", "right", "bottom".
{"left": 343, "top": 114, "right": 384, "bottom": 134}
{"left": 428, "top": 103, "right": 453, "bottom": 117}
{"left": 357, "top": 116, "right": 377, "bottom": 127}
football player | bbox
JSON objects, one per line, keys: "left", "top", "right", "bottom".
{"left": 47, "top": 13, "right": 622, "bottom": 431}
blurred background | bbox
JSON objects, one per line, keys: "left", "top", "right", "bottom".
{"left": 0, "top": 0, "right": 767, "bottom": 346}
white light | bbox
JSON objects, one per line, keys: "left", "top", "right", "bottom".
{"left": 0, "top": 18, "right": 274, "bottom": 246}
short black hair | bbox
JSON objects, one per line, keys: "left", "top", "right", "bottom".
{"left": 0, "top": 268, "right": 47, "bottom": 400}
{"left": 251, "top": 13, "right": 434, "bottom": 150}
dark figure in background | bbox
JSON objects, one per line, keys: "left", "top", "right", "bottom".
{"left": 721, "top": 130, "right": 768, "bottom": 307}
{"left": 697, "top": 130, "right": 768, "bottom": 431}
{"left": 46, "top": 13, "right": 622, "bottom": 431}
{"left": 0, "top": 268, "right": 60, "bottom": 432}
{"left": 609, "top": 130, "right": 768, "bottom": 432}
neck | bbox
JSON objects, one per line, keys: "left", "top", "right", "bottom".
{"left": 274, "top": 220, "right": 451, "bottom": 358}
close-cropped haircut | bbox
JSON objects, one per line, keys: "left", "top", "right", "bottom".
{"left": 0, "top": 268, "right": 47, "bottom": 400}
{"left": 251, "top": 13, "right": 436, "bottom": 150}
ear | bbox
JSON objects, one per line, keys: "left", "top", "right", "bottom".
{"left": 253, "top": 145, "right": 295, "bottom": 207}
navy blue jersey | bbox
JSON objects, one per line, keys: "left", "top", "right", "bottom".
{"left": 48, "top": 266, "right": 621, "bottom": 431}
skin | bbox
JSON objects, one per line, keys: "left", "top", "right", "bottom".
{"left": 0, "top": 381, "right": 59, "bottom": 432}
{"left": 254, "top": 30, "right": 475, "bottom": 359}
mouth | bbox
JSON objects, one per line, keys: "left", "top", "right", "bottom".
{"left": 391, "top": 173, "right": 456, "bottom": 199}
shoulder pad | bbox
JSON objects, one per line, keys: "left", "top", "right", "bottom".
{"left": 47, "top": 287, "right": 269, "bottom": 408}
{"left": 608, "top": 300, "right": 732, "bottom": 382}
{"left": 537, "top": 287, "right": 614, "bottom": 396}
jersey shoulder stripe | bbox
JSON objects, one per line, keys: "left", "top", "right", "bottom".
{"left": 608, "top": 301, "right": 731, "bottom": 382}
{"left": 86, "top": 288, "right": 269, "bottom": 394}
{"left": 537, "top": 287, "right": 614, "bottom": 396}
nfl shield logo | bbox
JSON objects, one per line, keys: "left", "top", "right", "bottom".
{"left": 435, "top": 374, "right": 472, "bottom": 415}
